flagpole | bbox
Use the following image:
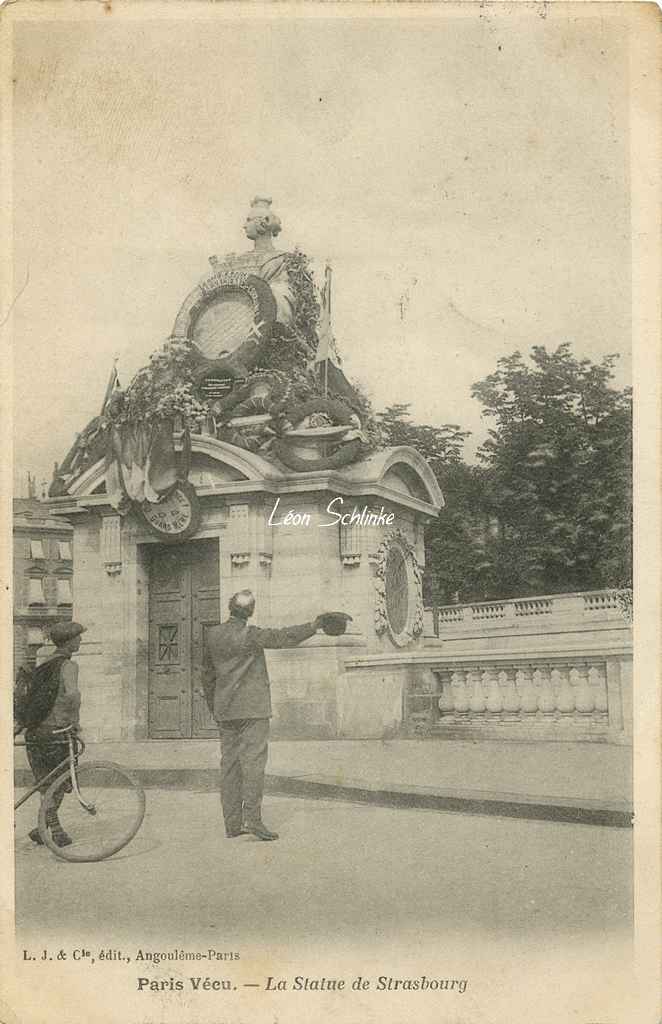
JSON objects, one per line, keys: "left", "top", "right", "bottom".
{"left": 100, "top": 356, "right": 119, "bottom": 416}
{"left": 323, "top": 264, "right": 331, "bottom": 398}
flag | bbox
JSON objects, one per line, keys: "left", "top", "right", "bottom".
{"left": 100, "top": 358, "right": 120, "bottom": 416}
{"left": 314, "top": 265, "right": 342, "bottom": 370}
{"left": 310, "top": 264, "right": 364, "bottom": 404}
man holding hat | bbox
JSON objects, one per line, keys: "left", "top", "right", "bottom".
{"left": 25, "top": 621, "right": 86, "bottom": 847}
{"left": 203, "top": 592, "right": 350, "bottom": 842}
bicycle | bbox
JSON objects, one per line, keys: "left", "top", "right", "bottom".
{"left": 14, "top": 724, "right": 146, "bottom": 862}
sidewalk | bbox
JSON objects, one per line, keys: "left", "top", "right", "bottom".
{"left": 14, "top": 737, "right": 633, "bottom": 828}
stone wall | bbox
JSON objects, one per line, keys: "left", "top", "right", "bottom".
{"left": 66, "top": 492, "right": 428, "bottom": 741}
{"left": 339, "top": 644, "right": 632, "bottom": 745}
{"left": 72, "top": 514, "right": 125, "bottom": 740}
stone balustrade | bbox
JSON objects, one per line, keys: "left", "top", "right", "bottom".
{"left": 427, "top": 589, "right": 627, "bottom": 637}
{"left": 340, "top": 643, "right": 632, "bottom": 744}
{"left": 416, "top": 653, "right": 618, "bottom": 741}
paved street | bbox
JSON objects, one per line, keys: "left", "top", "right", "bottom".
{"left": 15, "top": 788, "right": 631, "bottom": 946}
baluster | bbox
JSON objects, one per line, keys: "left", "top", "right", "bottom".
{"left": 536, "top": 666, "right": 555, "bottom": 715}
{"left": 468, "top": 668, "right": 486, "bottom": 716}
{"left": 518, "top": 666, "right": 538, "bottom": 715}
{"left": 550, "top": 666, "right": 562, "bottom": 711}
{"left": 557, "top": 665, "right": 576, "bottom": 714}
{"left": 561, "top": 663, "right": 582, "bottom": 712}
{"left": 575, "top": 663, "right": 595, "bottom": 714}
{"left": 451, "top": 670, "right": 470, "bottom": 715}
{"left": 589, "top": 664, "right": 608, "bottom": 714}
{"left": 501, "top": 669, "right": 521, "bottom": 717}
{"left": 437, "top": 670, "right": 455, "bottom": 716}
{"left": 484, "top": 668, "right": 503, "bottom": 715}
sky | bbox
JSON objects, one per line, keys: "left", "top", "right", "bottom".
{"left": 9, "top": 7, "right": 632, "bottom": 495}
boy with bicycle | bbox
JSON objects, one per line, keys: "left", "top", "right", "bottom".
{"left": 24, "top": 621, "right": 86, "bottom": 848}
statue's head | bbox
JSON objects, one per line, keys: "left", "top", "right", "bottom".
{"left": 244, "top": 196, "right": 282, "bottom": 243}
{"left": 229, "top": 589, "right": 256, "bottom": 620}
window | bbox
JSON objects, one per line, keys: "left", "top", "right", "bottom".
{"left": 58, "top": 541, "right": 72, "bottom": 560}
{"left": 30, "top": 539, "right": 45, "bottom": 560}
{"left": 27, "top": 578, "right": 46, "bottom": 605}
{"left": 27, "top": 627, "right": 44, "bottom": 646}
{"left": 56, "top": 579, "right": 73, "bottom": 605}
{"left": 158, "top": 624, "right": 180, "bottom": 664}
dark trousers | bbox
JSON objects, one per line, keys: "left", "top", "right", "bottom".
{"left": 218, "top": 717, "right": 270, "bottom": 831}
{"left": 25, "top": 734, "right": 71, "bottom": 828}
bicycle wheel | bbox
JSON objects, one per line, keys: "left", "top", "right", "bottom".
{"left": 38, "top": 761, "right": 146, "bottom": 862}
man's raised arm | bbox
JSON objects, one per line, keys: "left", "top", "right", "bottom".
{"left": 245, "top": 618, "right": 323, "bottom": 650}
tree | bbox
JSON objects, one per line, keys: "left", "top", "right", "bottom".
{"left": 470, "top": 343, "right": 632, "bottom": 597}
{"left": 376, "top": 404, "right": 469, "bottom": 470}
{"left": 376, "top": 404, "right": 483, "bottom": 603}
{"left": 423, "top": 460, "right": 494, "bottom": 604}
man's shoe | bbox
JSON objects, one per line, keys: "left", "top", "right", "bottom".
{"left": 245, "top": 822, "right": 279, "bottom": 841}
{"left": 225, "top": 827, "right": 249, "bottom": 839}
{"left": 28, "top": 828, "right": 44, "bottom": 846}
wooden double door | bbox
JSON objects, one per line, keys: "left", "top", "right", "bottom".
{"left": 148, "top": 538, "right": 220, "bottom": 738}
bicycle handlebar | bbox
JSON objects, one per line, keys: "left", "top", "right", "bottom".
{"left": 14, "top": 723, "right": 85, "bottom": 756}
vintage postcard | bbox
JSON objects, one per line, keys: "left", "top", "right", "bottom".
{"left": 1, "top": 3, "right": 660, "bottom": 1023}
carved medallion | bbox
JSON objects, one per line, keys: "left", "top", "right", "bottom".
{"left": 374, "top": 531, "right": 424, "bottom": 647}
{"left": 175, "top": 271, "right": 277, "bottom": 376}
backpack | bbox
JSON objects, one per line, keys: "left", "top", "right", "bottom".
{"left": 13, "top": 656, "right": 66, "bottom": 736}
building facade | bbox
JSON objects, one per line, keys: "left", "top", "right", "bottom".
{"left": 13, "top": 499, "right": 74, "bottom": 670}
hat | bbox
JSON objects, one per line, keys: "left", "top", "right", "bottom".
{"left": 318, "top": 612, "right": 353, "bottom": 636}
{"left": 50, "top": 622, "right": 87, "bottom": 646}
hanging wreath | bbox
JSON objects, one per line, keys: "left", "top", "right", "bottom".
{"left": 228, "top": 370, "right": 291, "bottom": 419}
{"left": 270, "top": 394, "right": 365, "bottom": 471}
{"left": 272, "top": 437, "right": 363, "bottom": 472}
{"left": 281, "top": 397, "right": 355, "bottom": 428}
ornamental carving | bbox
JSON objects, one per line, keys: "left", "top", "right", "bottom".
{"left": 374, "top": 530, "right": 424, "bottom": 647}
{"left": 50, "top": 197, "right": 382, "bottom": 502}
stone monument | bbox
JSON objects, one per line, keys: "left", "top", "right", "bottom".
{"left": 47, "top": 200, "right": 443, "bottom": 741}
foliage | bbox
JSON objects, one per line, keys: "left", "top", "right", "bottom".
{"left": 468, "top": 343, "right": 632, "bottom": 598}
{"left": 615, "top": 588, "right": 633, "bottom": 622}
{"left": 375, "top": 404, "right": 469, "bottom": 468}
{"left": 104, "top": 250, "right": 380, "bottom": 460}
{"left": 284, "top": 249, "right": 321, "bottom": 351}
{"left": 107, "top": 338, "right": 208, "bottom": 427}
{"left": 424, "top": 461, "right": 493, "bottom": 604}
{"left": 380, "top": 344, "right": 632, "bottom": 606}
{"left": 373, "top": 404, "right": 476, "bottom": 604}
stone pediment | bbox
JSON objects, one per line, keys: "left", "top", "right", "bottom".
{"left": 57, "top": 438, "right": 442, "bottom": 522}
{"left": 337, "top": 447, "right": 444, "bottom": 511}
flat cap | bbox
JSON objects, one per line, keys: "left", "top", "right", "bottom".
{"left": 317, "top": 612, "right": 353, "bottom": 636}
{"left": 50, "top": 621, "right": 87, "bottom": 646}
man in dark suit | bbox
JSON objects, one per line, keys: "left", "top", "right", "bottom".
{"left": 203, "top": 590, "right": 328, "bottom": 841}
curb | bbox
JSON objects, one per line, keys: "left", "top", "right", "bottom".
{"left": 14, "top": 768, "right": 633, "bottom": 829}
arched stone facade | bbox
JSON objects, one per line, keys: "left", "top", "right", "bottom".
{"left": 48, "top": 441, "right": 442, "bottom": 740}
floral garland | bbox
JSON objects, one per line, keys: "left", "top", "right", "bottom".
{"left": 284, "top": 249, "right": 321, "bottom": 353}
{"left": 106, "top": 338, "right": 207, "bottom": 427}
{"left": 82, "top": 251, "right": 381, "bottom": 476}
